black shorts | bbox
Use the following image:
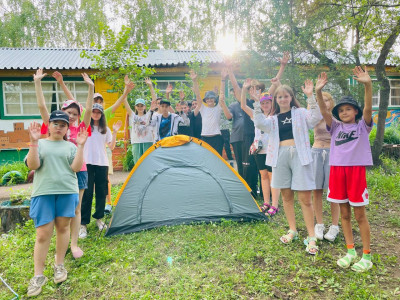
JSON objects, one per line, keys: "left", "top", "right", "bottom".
{"left": 254, "top": 154, "right": 272, "bottom": 172}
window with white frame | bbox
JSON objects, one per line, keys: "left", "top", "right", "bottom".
{"left": 154, "top": 79, "right": 190, "bottom": 95}
{"left": 372, "top": 79, "right": 400, "bottom": 107}
{"left": 2, "top": 81, "right": 88, "bottom": 116}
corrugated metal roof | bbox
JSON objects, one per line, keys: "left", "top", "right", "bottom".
{"left": 0, "top": 48, "right": 224, "bottom": 70}
{"left": 0, "top": 47, "right": 396, "bottom": 70}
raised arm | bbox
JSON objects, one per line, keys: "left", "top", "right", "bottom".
{"left": 219, "top": 69, "right": 232, "bottom": 119}
{"left": 302, "top": 79, "right": 322, "bottom": 128}
{"left": 144, "top": 77, "right": 157, "bottom": 102}
{"left": 353, "top": 66, "right": 372, "bottom": 126}
{"left": 26, "top": 122, "right": 42, "bottom": 170}
{"left": 314, "top": 72, "right": 332, "bottom": 127}
{"left": 52, "top": 71, "right": 75, "bottom": 100}
{"left": 34, "top": 69, "right": 50, "bottom": 124}
{"left": 267, "top": 52, "right": 289, "bottom": 95}
{"left": 226, "top": 62, "right": 242, "bottom": 102}
{"left": 191, "top": 71, "right": 202, "bottom": 116}
{"left": 123, "top": 77, "right": 135, "bottom": 116}
{"left": 70, "top": 127, "right": 88, "bottom": 172}
{"left": 109, "top": 75, "right": 134, "bottom": 114}
{"left": 240, "top": 79, "right": 254, "bottom": 118}
{"left": 81, "top": 73, "right": 95, "bottom": 127}
{"left": 165, "top": 84, "right": 173, "bottom": 101}
{"left": 108, "top": 121, "right": 122, "bottom": 150}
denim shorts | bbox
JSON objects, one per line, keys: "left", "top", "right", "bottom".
{"left": 77, "top": 171, "right": 88, "bottom": 190}
{"left": 311, "top": 148, "right": 330, "bottom": 190}
{"left": 29, "top": 194, "right": 79, "bottom": 228}
{"left": 271, "top": 146, "right": 315, "bottom": 191}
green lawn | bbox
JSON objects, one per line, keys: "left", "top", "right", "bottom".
{"left": 1, "top": 158, "right": 400, "bottom": 299}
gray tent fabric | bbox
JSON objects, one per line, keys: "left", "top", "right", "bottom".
{"left": 106, "top": 139, "right": 268, "bottom": 236}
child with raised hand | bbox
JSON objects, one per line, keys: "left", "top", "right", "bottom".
{"left": 253, "top": 79, "right": 322, "bottom": 255}
{"left": 192, "top": 69, "right": 231, "bottom": 155}
{"left": 34, "top": 69, "right": 94, "bottom": 259}
{"left": 241, "top": 79, "right": 281, "bottom": 217}
{"left": 309, "top": 75, "right": 340, "bottom": 242}
{"left": 315, "top": 68, "right": 373, "bottom": 272}
{"left": 123, "top": 77, "right": 153, "bottom": 164}
{"left": 26, "top": 112, "right": 88, "bottom": 297}
{"left": 80, "top": 104, "right": 122, "bottom": 238}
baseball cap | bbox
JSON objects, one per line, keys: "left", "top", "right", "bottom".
{"left": 49, "top": 110, "right": 69, "bottom": 125}
{"left": 332, "top": 96, "right": 362, "bottom": 121}
{"left": 135, "top": 98, "right": 146, "bottom": 106}
{"left": 159, "top": 99, "right": 171, "bottom": 106}
{"left": 92, "top": 103, "right": 104, "bottom": 113}
{"left": 93, "top": 93, "right": 103, "bottom": 100}
{"left": 260, "top": 92, "right": 273, "bottom": 102}
{"left": 62, "top": 100, "right": 83, "bottom": 115}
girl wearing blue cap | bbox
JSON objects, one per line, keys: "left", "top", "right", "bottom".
{"left": 124, "top": 89, "right": 154, "bottom": 164}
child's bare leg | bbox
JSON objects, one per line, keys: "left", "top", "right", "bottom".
{"left": 339, "top": 203, "right": 353, "bottom": 245}
{"left": 34, "top": 221, "right": 54, "bottom": 275}
{"left": 268, "top": 171, "right": 280, "bottom": 208}
{"left": 353, "top": 206, "right": 370, "bottom": 251}
{"left": 70, "top": 189, "right": 84, "bottom": 251}
{"left": 54, "top": 217, "right": 71, "bottom": 265}
{"left": 259, "top": 170, "right": 271, "bottom": 206}
{"left": 312, "top": 189, "right": 324, "bottom": 224}
{"left": 298, "top": 190, "right": 315, "bottom": 237}
{"left": 331, "top": 202, "right": 340, "bottom": 226}
{"left": 281, "top": 188, "right": 296, "bottom": 231}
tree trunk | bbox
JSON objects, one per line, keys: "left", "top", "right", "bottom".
{"left": 0, "top": 205, "right": 30, "bottom": 233}
{"left": 372, "top": 18, "right": 400, "bottom": 165}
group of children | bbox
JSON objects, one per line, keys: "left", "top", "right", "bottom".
{"left": 25, "top": 58, "right": 374, "bottom": 296}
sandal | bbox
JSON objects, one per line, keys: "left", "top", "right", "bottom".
{"left": 337, "top": 253, "right": 358, "bottom": 269}
{"left": 266, "top": 206, "right": 279, "bottom": 217}
{"left": 304, "top": 236, "right": 319, "bottom": 255}
{"left": 280, "top": 229, "right": 298, "bottom": 244}
{"left": 351, "top": 258, "right": 373, "bottom": 273}
{"left": 260, "top": 203, "right": 271, "bottom": 213}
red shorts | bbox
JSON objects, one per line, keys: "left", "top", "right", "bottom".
{"left": 327, "top": 166, "right": 369, "bottom": 206}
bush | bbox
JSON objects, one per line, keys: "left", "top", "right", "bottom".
{"left": 0, "top": 162, "right": 29, "bottom": 185}
{"left": 370, "top": 120, "right": 400, "bottom": 145}
{"left": 122, "top": 144, "right": 135, "bottom": 171}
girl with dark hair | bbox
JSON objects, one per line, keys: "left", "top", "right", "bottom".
{"left": 80, "top": 103, "right": 121, "bottom": 238}
{"left": 254, "top": 80, "right": 322, "bottom": 255}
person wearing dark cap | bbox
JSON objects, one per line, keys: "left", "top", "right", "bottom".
{"left": 149, "top": 98, "right": 189, "bottom": 141}
{"left": 191, "top": 70, "right": 232, "bottom": 155}
{"left": 25, "top": 110, "right": 88, "bottom": 296}
{"left": 315, "top": 68, "right": 373, "bottom": 272}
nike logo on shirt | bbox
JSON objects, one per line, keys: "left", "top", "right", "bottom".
{"left": 335, "top": 130, "right": 358, "bottom": 146}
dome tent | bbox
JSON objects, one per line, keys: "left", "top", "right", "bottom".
{"left": 106, "top": 135, "right": 268, "bottom": 236}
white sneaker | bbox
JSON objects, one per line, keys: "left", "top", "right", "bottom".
{"left": 324, "top": 225, "right": 340, "bottom": 242}
{"left": 27, "top": 275, "right": 48, "bottom": 297}
{"left": 96, "top": 219, "right": 107, "bottom": 231}
{"left": 53, "top": 264, "right": 68, "bottom": 283}
{"left": 79, "top": 225, "right": 87, "bottom": 239}
{"left": 104, "top": 204, "right": 112, "bottom": 214}
{"left": 314, "top": 224, "right": 325, "bottom": 240}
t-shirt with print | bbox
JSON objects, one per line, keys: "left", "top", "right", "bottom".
{"left": 328, "top": 118, "right": 373, "bottom": 166}
{"left": 129, "top": 111, "right": 153, "bottom": 143}
{"left": 228, "top": 101, "right": 244, "bottom": 143}
{"left": 31, "top": 139, "right": 78, "bottom": 197}
{"left": 199, "top": 104, "right": 222, "bottom": 136}
{"left": 159, "top": 115, "right": 172, "bottom": 139}
{"left": 84, "top": 126, "right": 112, "bottom": 166}
{"left": 67, "top": 122, "right": 87, "bottom": 172}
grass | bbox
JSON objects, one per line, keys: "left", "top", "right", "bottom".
{"left": 1, "top": 158, "right": 400, "bottom": 299}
